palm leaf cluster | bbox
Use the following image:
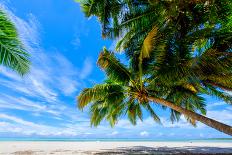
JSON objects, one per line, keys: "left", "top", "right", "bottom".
{"left": 0, "top": 9, "right": 30, "bottom": 75}
{"left": 78, "top": 48, "right": 206, "bottom": 127}
{"left": 77, "top": 0, "right": 232, "bottom": 134}
{"left": 78, "top": 0, "right": 232, "bottom": 93}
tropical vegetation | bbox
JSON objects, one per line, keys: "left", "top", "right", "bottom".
{"left": 0, "top": 9, "right": 30, "bottom": 75}
{"left": 77, "top": 0, "right": 232, "bottom": 135}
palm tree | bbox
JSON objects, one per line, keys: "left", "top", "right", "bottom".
{"left": 0, "top": 9, "right": 30, "bottom": 75}
{"left": 77, "top": 0, "right": 232, "bottom": 92}
{"left": 78, "top": 48, "right": 232, "bottom": 135}
{"left": 77, "top": 0, "right": 232, "bottom": 134}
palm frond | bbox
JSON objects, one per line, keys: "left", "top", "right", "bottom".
{"left": 0, "top": 10, "right": 30, "bottom": 75}
{"left": 77, "top": 83, "right": 124, "bottom": 109}
{"left": 201, "top": 83, "right": 232, "bottom": 104}
{"left": 170, "top": 109, "right": 181, "bottom": 123}
{"left": 97, "top": 47, "right": 131, "bottom": 84}
{"left": 141, "top": 26, "right": 158, "bottom": 59}
{"left": 142, "top": 104, "right": 161, "bottom": 124}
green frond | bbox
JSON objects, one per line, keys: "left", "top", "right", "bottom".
{"left": 89, "top": 99, "right": 126, "bottom": 127}
{"left": 165, "top": 86, "right": 206, "bottom": 117}
{"left": 90, "top": 101, "right": 108, "bottom": 127}
{"left": 141, "top": 26, "right": 158, "bottom": 59}
{"left": 201, "top": 83, "right": 232, "bottom": 104}
{"left": 97, "top": 47, "right": 131, "bottom": 84}
{"left": 127, "top": 101, "right": 137, "bottom": 125}
{"left": 185, "top": 116, "right": 197, "bottom": 127}
{"left": 77, "top": 0, "right": 232, "bottom": 132}
{"left": 76, "top": 0, "right": 122, "bottom": 37}
{"left": 170, "top": 110, "right": 181, "bottom": 123}
{"left": 0, "top": 9, "right": 30, "bottom": 75}
{"left": 126, "top": 99, "right": 144, "bottom": 125}
{"left": 77, "top": 83, "right": 124, "bottom": 109}
{"left": 142, "top": 104, "right": 161, "bottom": 124}
{"left": 204, "top": 80, "right": 232, "bottom": 92}
{"left": 107, "top": 102, "right": 125, "bottom": 127}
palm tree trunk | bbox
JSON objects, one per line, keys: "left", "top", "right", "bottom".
{"left": 148, "top": 97, "right": 232, "bottom": 136}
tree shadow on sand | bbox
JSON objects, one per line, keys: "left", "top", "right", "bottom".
{"left": 88, "top": 146, "right": 232, "bottom": 155}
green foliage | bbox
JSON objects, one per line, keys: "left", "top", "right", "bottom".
{"left": 77, "top": 48, "right": 207, "bottom": 127}
{"left": 78, "top": 83, "right": 124, "bottom": 109}
{"left": 97, "top": 48, "right": 131, "bottom": 84}
{"left": 0, "top": 9, "right": 30, "bottom": 75}
{"left": 77, "top": 0, "right": 232, "bottom": 128}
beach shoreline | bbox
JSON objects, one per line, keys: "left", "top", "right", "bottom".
{"left": 0, "top": 141, "right": 231, "bottom": 155}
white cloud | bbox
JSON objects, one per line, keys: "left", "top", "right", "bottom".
{"left": 0, "top": 113, "right": 124, "bottom": 137}
{"left": 29, "top": 52, "right": 80, "bottom": 97}
{"left": 140, "top": 131, "right": 149, "bottom": 137}
{"left": 108, "top": 131, "right": 119, "bottom": 136}
{"left": 207, "top": 102, "right": 226, "bottom": 109}
{"left": 79, "top": 58, "right": 93, "bottom": 79}
{"left": 0, "top": 3, "right": 93, "bottom": 100}
{"left": 0, "top": 95, "right": 47, "bottom": 113}
{"left": 207, "top": 109, "right": 232, "bottom": 125}
{"left": 0, "top": 66, "right": 21, "bottom": 81}
{"left": 0, "top": 113, "right": 80, "bottom": 136}
{"left": 227, "top": 106, "right": 232, "bottom": 111}
{"left": 0, "top": 2, "right": 96, "bottom": 137}
{"left": 226, "top": 91, "right": 232, "bottom": 96}
{"left": 83, "top": 132, "right": 93, "bottom": 135}
{"left": 199, "top": 133, "right": 204, "bottom": 138}
{"left": 116, "top": 116, "right": 194, "bottom": 130}
{"left": 0, "top": 51, "right": 90, "bottom": 99}
{"left": 0, "top": 2, "right": 94, "bottom": 99}
{"left": 13, "top": 14, "right": 40, "bottom": 52}
{"left": 72, "top": 37, "right": 81, "bottom": 48}
{"left": 157, "top": 132, "right": 163, "bottom": 136}
{"left": 0, "top": 114, "right": 40, "bottom": 128}
{"left": 161, "top": 116, "right": 194, "bottom": 128}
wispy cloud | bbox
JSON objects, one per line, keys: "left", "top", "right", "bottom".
{"left": 0, "top": 113, "right": 80, "bottom": 136}
{"left": 72, "top": 37, "right": 81, "bottom": 49}
{"left": 226, "top": 91, "right": 232, "bottom": 97}
{"left": 207, "top": 109, "right": 232, "bottom": 125}
{"left": 140, "top": 131, "right": 149, "bottom": 137}
{"left": 0, "top": 3, "right": 93, "bottom": 99}
{"left": 0, "top": 94, "right": 61, "bottom": 116}
{"left": 115, "top": 116, "right": 194, "bottom": 130}
{"left": 0, "top": 2, "right": 95, "bottom": 136}
{"left": 108, "top": 131, "right": 119, "bottom": 136}
{"left": 79, "top": 58, "right": 93, "bottom": 79}
{"left": 0, "top": 113, "right": 114, "bottom": 137}
{"left": 207, "top": 102, "right": 226, "bottom": 109}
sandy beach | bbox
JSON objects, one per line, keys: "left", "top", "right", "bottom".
{"left": 0, "top": 141, "right": 231, "bottom": 155}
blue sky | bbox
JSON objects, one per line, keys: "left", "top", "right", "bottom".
{"left": 0, "top": 0, "right": 231, "bottom": 139}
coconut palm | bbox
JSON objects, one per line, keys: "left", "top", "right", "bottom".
{"left": 77, "top": 0, "right": 232, "bottom": 92}
{"left": 0, "top": 9, "right": 30, "bottom": 75}
{"left": 77, "top": 0, "right": 232, "bottom": 136}
{"left": 78, "top": 48, "right": 232, "bottom": 135}
{"left": 77, "top": 0, "right": 232, "bottom": 134}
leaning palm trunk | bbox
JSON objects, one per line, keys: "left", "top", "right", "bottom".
{"left": 149, "top": 97, "right": 232, "bottom": 136}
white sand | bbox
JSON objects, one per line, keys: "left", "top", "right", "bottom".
{"left": 0, "top": 141, "right": 231, "bottom": 154}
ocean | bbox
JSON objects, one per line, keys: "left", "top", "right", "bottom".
{"left": 0, "top": 138, "right": 231, "bottom": 142}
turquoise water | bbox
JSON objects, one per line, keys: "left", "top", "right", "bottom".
{"left": 0, "top": 138, "right": 231, "bottom": 142}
